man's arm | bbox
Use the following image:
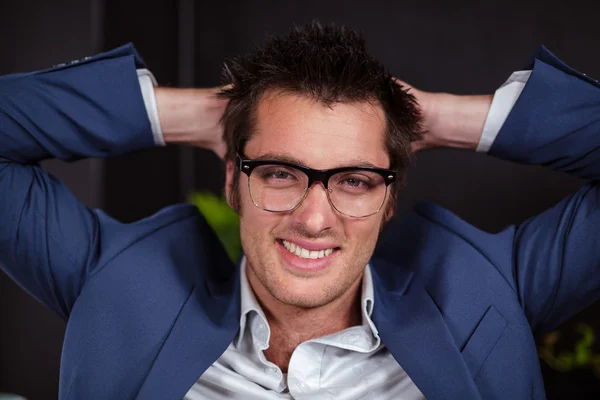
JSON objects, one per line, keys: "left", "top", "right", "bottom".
{"left": 410, "top": 47, "right": 600, "bottom": 334}
{"left": 405, "top": 86, "right": 492, "bottom": 153}
{"left": 490, "top": 48, "right": 600, "bottom": 334}
{"left": 154, "top": 87, "right": 227, "bottom": 157}
{"left": 0, "top": 45, "right": 224, "bottom": 319}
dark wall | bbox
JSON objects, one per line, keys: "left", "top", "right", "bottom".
{"left": 101, "top": 0, "right": 183, "bottom": 222}
{"left": 0, "top": 0, "right": 599, "bottom": 398}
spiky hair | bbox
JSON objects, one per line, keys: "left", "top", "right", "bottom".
{"left": 219, "top": 22, "right": 423, "bottom": 209}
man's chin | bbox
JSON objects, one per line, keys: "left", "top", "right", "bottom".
{"left": 270, "top": 289, "right": 336, "bottom": 310}
{"left": 264, "top": 272, "right": 343, "bottom": 309}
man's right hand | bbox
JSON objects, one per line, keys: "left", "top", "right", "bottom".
{"left": 155, "top": 87, "right": 228, "bottom": 158}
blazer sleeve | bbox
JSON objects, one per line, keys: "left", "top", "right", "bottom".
{"left": 489, "top": 47, "right": 600, "bottom": 334}
{"left": 0, "top": 44, "right": 156, "bottom": 319}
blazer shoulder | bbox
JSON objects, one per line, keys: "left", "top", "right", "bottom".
{"left": 414, "top": 201, "right": 515, "bottom": 257}
{"left": 377, "top": 202, "right": 516, "bottom": 281}
{"left": 90, "top": 203, "right": 207, "bottom": 273}
{"left": 95, "top": 202, "right": 201, "bottom": 232}
{"left": 412, "top": 201, "right": 496, "bottom": 236}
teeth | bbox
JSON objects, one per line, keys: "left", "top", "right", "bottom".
{"left": 282, "top": 240, "right": 336, "bottom": 260}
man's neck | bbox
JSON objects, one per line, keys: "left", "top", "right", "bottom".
{"left": 246, "top": 268, "right": 364, "bottom": 372}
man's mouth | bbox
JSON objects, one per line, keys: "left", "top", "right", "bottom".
{"left": 280, "top": 239, "right": 338, "bottom": 260}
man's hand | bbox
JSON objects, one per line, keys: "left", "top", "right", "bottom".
{"left": 395, "top": 80, "right": 493, "bottom": 153}
{"left": 155, "top": 87, "right": 228, "bottom": 158}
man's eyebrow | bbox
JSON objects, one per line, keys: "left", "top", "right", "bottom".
{"left": 251, "top": 152, "right": 383, "bottom": 169}
{"left": 252, "top": 153, "right": 305, "bottom": 165}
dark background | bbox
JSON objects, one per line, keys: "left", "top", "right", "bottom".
{"left": 0, "top": 0, "right": 599, "bottom": 398}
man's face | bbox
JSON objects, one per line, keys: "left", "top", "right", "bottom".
{"left": 226, "top": 91, "right": 391, "bottom": 309}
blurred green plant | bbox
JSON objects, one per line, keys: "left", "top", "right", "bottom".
{"left": 189, "top": 192, "right": 241, "bottom": 262}
{"left": 538, "top": 324, "right": 600, "bottom": 377}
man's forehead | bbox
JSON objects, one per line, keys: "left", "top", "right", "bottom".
{"left": 256, "top": 89, "right": 385, "bottom": 120}
{"left": 246, "top": 90, "right": 389, "bottom": 169}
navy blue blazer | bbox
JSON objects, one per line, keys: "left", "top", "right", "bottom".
{"left": 0, "top": 44, "right": 598, "bottom": 400}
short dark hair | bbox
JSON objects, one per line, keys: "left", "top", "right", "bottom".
{"left": 219, "top": 22, "right": 423, "bottom": 213}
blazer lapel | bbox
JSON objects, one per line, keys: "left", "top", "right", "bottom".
{"left": 135, "top": 266, "right": 241, "bottom": 400}
{"left": 135, "top": 254, "right": 480, "bottom": 399}
{"left": 371, "top": 259, "right": 481, "bottom": 400}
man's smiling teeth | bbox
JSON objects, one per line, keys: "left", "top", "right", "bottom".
{"left": 282, "top": 240, "right": 334, "bottom": 259}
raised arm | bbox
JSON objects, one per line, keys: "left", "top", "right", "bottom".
{"left": 490, "top": 48, "right": 599, "bottom": 333}
{"left": 0, "top": 45, "right": 154, "bottom": 163}
{"left": 0, "top": 44, "right": 225, "bottom": 319}
{"left": 407, "top": 47, "right": 600, "bottom": 334}
{"left": 0, "top": 44, "right": 154, "bottom": 319}
{"left": 154, "top": 86, "right": 227, "bottom": 157}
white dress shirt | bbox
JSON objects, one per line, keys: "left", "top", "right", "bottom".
{"left": 136, "top": 69, "right": 530, "bottom": 399}
{"left": 185, "top": 259, "right": 425, "bottom": 399}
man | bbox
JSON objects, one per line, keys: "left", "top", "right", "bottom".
{"left": 0, "top": 23, "right": 598, "bottom": 399}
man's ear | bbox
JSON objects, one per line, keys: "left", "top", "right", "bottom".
{"left": 384, "top": 205, "right": 395, "bottom": 223}
{"left": 379, "top": 202, "right": 395, "bottom": 233}
{"left": 383, "top": 194, "right": 396, "bottom": 223}
{"left": 225, "top": 160, "right": 235, "bottom": 209}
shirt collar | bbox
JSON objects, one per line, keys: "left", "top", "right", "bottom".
{"left": 236, "top": 257, "right": 269, "bottom": 347}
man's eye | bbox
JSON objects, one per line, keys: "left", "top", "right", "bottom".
{"left": 258, "top": 168, "right": 299, "bottom": 181}
{"left": 338, "top": 176, "right": 374, "bottom": 190}
{"left": 267, "top": 170, "right": 294, "bottom": 180}
{"left": 334, "top": 171, "right": 384, "bottom": 193}
{"left": 343, "top": 177, "right": 366, "bottom": 187}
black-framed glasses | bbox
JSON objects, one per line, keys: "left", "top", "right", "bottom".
{"left": 237, "top": 154, "right": 396, "bottom": 218}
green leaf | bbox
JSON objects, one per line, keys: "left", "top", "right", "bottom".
{"left": 188, "top": 192, "right": 242, "bottom": 262}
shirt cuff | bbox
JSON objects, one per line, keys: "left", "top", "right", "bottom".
{"left": 476, "top": 70, "right": 532, "bottom": 152}
{"left": 137, "top": 69, "right": 165, "bottom": 146}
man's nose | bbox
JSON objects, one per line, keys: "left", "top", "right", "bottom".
{"left": 292, "top": 182, "right": 338, "bottom": 234}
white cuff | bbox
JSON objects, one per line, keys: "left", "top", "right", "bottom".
{"left": 137, "top": 69, "right": 165, "bottom": 146}
{"left": 476, "top": 70, "right": 532, "bottom": 152}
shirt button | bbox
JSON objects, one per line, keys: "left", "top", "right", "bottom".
{"left": 265, "top": 366, "right": 278, "bottom": 374}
